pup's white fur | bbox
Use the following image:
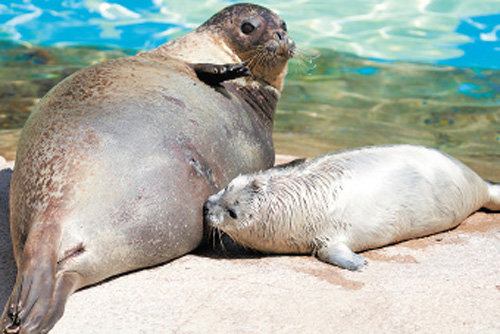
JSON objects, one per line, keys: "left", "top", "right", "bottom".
{"left": 205, "top": 145, "right": 499, "bottom": 270}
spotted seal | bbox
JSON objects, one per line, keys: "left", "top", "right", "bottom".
{"left": 204, "top": 145, "right": 499, "bottom": 270}
{"left": 1, "top": 4, "right": 294, "bottom": 333}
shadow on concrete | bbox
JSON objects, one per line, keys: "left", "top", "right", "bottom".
{"left": 194, "top": 232, "right": 264, "bottom": 260}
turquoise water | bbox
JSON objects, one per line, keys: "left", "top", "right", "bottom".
{"left": 2, "top": 0, "right": 499, "bottom": 68}
{"left": 0, "top": 1, "right": 499, "bottom": 180}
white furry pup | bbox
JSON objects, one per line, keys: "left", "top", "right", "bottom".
{"left": 204, "top": 145, "right": 499, "bottom": 271}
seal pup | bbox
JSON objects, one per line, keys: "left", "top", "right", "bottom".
{"left": 204, "top": 145, "right": 500, "bottom": 271}
{"left": 1, "top": 4, "right": 294, "bottom": 333}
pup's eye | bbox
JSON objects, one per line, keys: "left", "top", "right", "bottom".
{"left": 227, "top": 208, "right": 238, "bottom": 219}
{"left": 241, "top": 22, "right": 255, "bottom": 35}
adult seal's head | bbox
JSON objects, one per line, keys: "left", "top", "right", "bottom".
{"left": 152, "top": 3, "right": 295, "bottom": 91}
{"left": 201, "top": 3, "right": 295, "bottom": 90}
{"left": 1, "top": 4, "right": 294, "bottom": 334}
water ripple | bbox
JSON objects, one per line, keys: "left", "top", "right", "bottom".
{"left": 0, "top": 0, "right": 499, "bottom": 68}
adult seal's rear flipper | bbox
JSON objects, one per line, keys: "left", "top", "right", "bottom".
{"left": 191, "top": 63, "right": 250, "bottom": 86}
{"left": 2, "top": 272, "right": 80, "bottom": 334}
{"left": 1, "top": 226, "right": 82, "bottom": 334}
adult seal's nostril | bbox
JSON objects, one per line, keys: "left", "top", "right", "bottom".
{"left": 274, "top": 31, "right": 284, "bottom": 41}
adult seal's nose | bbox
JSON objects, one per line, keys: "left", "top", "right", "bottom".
{"left": 274, "top": 30, "right": 285, "bottom": 41}
{"left": 273, "top": 30, "right": 295, "bottom": 58}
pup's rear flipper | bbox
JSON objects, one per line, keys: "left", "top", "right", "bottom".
{"left": 484, "top": 181, "right": 500, "bottom": 211}
{"left": 1, "top": 268, "right": 80, "bottom": 334}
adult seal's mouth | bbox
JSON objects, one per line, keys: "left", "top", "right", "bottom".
{"left": 260, "top": 30, "right": 296, "bottom": 65}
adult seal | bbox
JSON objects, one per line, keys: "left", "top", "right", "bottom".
{"left": 1, "top": 4, "right": 294, "bottom": 333}
{"left": 204, "top": 145, "right": 500, "bottom": 271}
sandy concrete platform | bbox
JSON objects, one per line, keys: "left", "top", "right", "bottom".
{"left": 1, "top": 157, "right": 499, "bottom": 333}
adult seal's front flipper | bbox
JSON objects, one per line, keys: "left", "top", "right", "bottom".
{"left": 191, "top": 63, "right": 251, "bottom": 86}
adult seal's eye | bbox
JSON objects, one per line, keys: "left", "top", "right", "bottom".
{"left": 281, "top": 22, "right": 287, "bottom": 31}
{"left": 228, "top": 208, "right": 238, "bottom": 219}
{"left": 241, "top": 22, "right": 255, "bottom": 34}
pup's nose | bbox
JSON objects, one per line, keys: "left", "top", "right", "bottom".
{"left": 203, "top": 200, "right": 212, "bottom": 217}
{"left": 203, "top": 195, "right": 218, "bottom": 214}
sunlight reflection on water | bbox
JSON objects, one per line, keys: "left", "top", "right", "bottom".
{"left": 0, "top": 1, "right": 498, "bottom": 180}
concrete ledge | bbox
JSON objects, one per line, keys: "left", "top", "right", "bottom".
{"left": 1, "top": 158, "right": 498, "bottom": 333}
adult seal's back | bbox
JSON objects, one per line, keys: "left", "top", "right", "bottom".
{"left": 1, "top": 4, "right": 294, "bottom": 333}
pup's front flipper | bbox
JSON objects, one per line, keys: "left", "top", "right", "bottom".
{"left": 316, "top": 242, "right": 367, "bottom": 271}
{"left": 191, "top": 63, "right": 250, "bottom": 86}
